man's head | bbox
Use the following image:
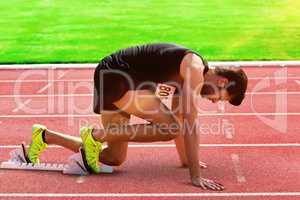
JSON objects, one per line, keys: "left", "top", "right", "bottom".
{"left": 200, "top": 66, "right": 248, "bottom": 106}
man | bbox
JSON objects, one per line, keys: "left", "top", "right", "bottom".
{"left": 28, "top": 43, "right": 247, "bottom": 190}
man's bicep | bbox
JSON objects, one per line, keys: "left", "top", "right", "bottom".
{"left": 180, "top": 53, "right": 205, "bottom": 78}
{"left": 180, "top": 54, "right": 204, "bottom": 93}
{"left": 182, "top": 81, "right": 199, "bottom": 117}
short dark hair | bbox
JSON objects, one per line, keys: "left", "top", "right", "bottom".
{"left": 215, "top": 66, "right": 248, "bottom": 106}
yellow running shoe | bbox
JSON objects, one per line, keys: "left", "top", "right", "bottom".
{"left": 80, "top": 126, "right": 102, "bottom": 174}
{"left": 28, "top": 124, "right": 48, "bottom": 164}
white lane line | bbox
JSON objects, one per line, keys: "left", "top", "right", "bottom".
{"left": 0, "top": 94, "right": 92, "bottom": 98}
{"left": 245, "top": 91, "right": 300, "bottom": 95}
{"left": 198, "top": 112, "right": 300, "bottom": 116}
{"left": 1, "top": 143, "right": 300, "bottom": 149}
{"left": 37, "top": 83, "right": 52, "bottom": 93}
{"left": 129, "top": 143, "right": 300, "bottom": 147}
{"left": 0, "top": 114, "right": 96, "bottom": 118}
{"left": 209, "top": 60, "right": 300, "bottom": 67}
{"left": 0, "top": 79, "right": 91, "bottom": 83}
{"left": 0, "top": 91, "right": 299, "bottom": 98}
{"left": 1, "top": 77, "right": 300, "bottom": 83}
{"left": 231, "top": 154, "right": 246, "bottom": 183}
{"left": 12, "top": 99, "right": 32, "bottom": 113}
{"left": 0, "top": 63, "right": 97, "bottom": 69}
{"left": 0, "top": 112, "right": 300, "bottom": 118}
{"left": 295, "top": 80, "right": 300, "bottom": 85}
{"left": 0, "top": 192, "right": 300, "bottom": 197}
{"left": 1, "top": 60, "right": 300, "bottom": 69}
{"left": 248, "top": 77, "right": 297, "bottom": 80}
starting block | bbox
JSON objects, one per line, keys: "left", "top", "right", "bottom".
{"left": 0, "top": 143, "right": 113, "bottom": 175}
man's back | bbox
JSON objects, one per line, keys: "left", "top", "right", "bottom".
{"left": 100, "top": 43, "right": 205, "bottom": 85}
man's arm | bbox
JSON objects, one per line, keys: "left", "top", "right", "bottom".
{"left": 174, "top": 134, "right": 207, "bottom": 168}
{"left": 180, "top": 53, "right": 224, "bottom": 190}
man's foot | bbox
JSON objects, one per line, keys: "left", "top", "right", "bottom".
{"left": 80, "top": 126, "right": 103, "bottom": 174}
{"left": 28, "top": 124, "right": 48, "bottom": 164}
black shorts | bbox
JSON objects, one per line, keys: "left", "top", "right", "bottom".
{"left": 93, "top": 60, "right": 179, "bottom": 114}
{"left": 93, "top": 61, "right": 134, "bottom": 113}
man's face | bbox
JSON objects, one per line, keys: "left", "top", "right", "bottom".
{"left": 206, "top": 87, "right": 231, "bottom": 103}
{"left": 200, "top": 75, "right": 231, "bottom": 103}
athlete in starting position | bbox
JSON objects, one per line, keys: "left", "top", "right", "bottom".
{"left": 28, "top": 43, "right": 248, "bottom": 190}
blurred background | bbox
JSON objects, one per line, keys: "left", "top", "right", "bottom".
{"left": 0, "top": 0, "right": 299, "bottom": 64}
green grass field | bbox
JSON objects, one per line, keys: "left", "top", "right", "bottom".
{"left": 0, "top": 0, "right": 299, "bottom": 64}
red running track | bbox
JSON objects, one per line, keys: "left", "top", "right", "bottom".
{"left": 0, "top": 66, "right": 300, "bottom": 200}
{"left": 0, "top": 76, "right": 299, "bottom": 95}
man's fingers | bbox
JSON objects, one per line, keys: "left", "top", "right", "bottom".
{"left": 217, "top": 183, "right": 225, "bottom": 189}
{"left": 199, "top": 161, "right": 207, "bottom": 168}
{"left": 205, "top": 182, "right": 216, "bottom": 190}
{"left": 211, "top": 183, "right": 222, "bottom": 191}
{"left": 199, "top": 181, "right": 207, "bottom": 190}
{"left": 208, "top": 183, "right": 221, "bottom": 191}
{"left": 208, "top": 182, "right": 221, "bottom": 190}
{"left": 203, "top": 180, "right": 224, "bottom": 191}
{"left": 193, "top": 178, "right": 224, "bottom": 191}
{"left": 213, "top": 183, "right": 224, "bottom": 190}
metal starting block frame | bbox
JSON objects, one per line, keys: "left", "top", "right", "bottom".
{"left": 0, "top": 143, "right": 113, "bottom": 175}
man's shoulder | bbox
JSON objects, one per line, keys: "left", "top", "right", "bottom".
{"left": 179, "top": 52, "right": 206, "bottom": 87}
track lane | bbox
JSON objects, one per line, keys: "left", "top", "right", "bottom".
{"left": 1, "top": 93, "right": 300, "bottom": 115}
{"left": 0, "top": 147, "right": 300, "bottom": 197}
{"left": 0, "top": 115, "right": 299, "bottom": 145}
{"left": 0, "top": 78, "right": 299, "bottom": 95}
{"left": 1, "top": 66, "right": 300, "bottom": 200}
{"left": 1, "top": 66, "right": 300, "bottom": 80}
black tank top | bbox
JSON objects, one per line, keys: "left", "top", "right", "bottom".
{"left": 100, "top": 43, "right": 208, "bottom": 91}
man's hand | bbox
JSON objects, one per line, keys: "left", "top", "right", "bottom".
{"left": 191, "top": 177, "right": 224, "bottom": 190}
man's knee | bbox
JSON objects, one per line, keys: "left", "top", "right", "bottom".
{"left": 101, "top": 111, "right": 130, "bottom": 128}
{"left": 109, "top": 154, "right": 127, "bottom": 166}
{"left": 102, "top": 143, "right": 128, "bottom": 166}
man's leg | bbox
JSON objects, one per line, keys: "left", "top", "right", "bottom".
{"left": 38, "top": 112, "right": 130, "bottom": 166}
{"left": 99, "top": 111, "right": 130, "bottom": 166}
{"left": 42, "top": 112, "right": 129, "bottom": 154}
{"left": 92, "top": 89, "right": 182, "bottom": 143}
{"left": 44, "top": 130, "right": 82, "bottom": 152}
